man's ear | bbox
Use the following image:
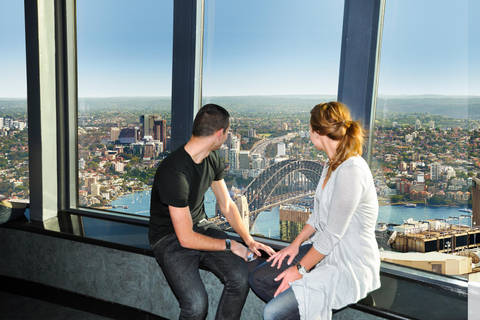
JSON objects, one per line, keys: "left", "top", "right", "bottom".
{"left": 215, "top": 128, "right": 224, "bottom": 140}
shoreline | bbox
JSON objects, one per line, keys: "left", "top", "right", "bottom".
{"left": 93, "top": 188, "right": 150, "bottom": 210}
{"left": 379, "top": 201, "right": 470, "bottom": 208}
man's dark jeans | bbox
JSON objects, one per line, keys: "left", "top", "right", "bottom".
{"left": 151, "top": 221, "right": 250, "bottom": 320}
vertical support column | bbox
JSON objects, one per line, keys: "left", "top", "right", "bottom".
{"left": 55, "top": 0, "right": 77, "bottom": 212}
{"left": 25, "top": 0, "right": 58, "bottom": 221}
{"left": 171, "top": 0, "right": 203, "bottom": 151}
{"left": 337, "top": 0, "right": 384, "bottom": 164}
{"left": 472, "top": 176, "right": 480, "bottom": 228}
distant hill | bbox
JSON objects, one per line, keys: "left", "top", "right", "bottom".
{"left": 376, "top": 95, "right": 480, "bottom": 119}
{"left": 2, "top": 95, "right": 480, "bottom": 119}
{"left": 202, "top": 95, "right": 336, "bottom": 113}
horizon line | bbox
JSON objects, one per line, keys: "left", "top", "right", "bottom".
{"left": 1, "top": 93, "right": 479, "bottom": 100}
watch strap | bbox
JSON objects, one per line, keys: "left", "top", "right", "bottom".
{"left": 225, "top": 239, "right": 231, "bottom": 253}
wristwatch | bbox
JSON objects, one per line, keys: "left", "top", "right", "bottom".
{"left": 225, "top": 239, "right": 231, "bottom": 253}
{"left": 296, "top": 263, "right": 309, "bottom": 275}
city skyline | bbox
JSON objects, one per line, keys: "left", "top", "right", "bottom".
{"left": 1, "top": 0, "right": 479, "bottom": 98}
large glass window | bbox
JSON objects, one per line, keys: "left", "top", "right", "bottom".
{"left": 0, "top": 2, "right": 29, "bottom": 203}
{"left": 202, "top": 0, "right": 344, "bottom": 241}
{"left": 373, "top": 0, "right": 480, "bottom": 276}
{"left": 76, "top": 0, "right": 173, "bottom": 216}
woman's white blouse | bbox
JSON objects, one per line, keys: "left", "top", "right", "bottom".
{"left": 290, "top": 156, "right": 381, "bottom": 320}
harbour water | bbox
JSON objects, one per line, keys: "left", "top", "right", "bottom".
{"left": 110, "top": 189, "right": 473, "bottom": 240}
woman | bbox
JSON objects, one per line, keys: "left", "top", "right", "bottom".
{"left": 249, "top": 102, "right": 381, "bottom": 320}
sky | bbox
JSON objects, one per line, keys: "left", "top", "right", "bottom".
{"left": 0, "top": 0, "right": 479, "bottom": 98}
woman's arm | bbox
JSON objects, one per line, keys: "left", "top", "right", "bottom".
{"left": 312, "top": 164, "right": 365, "bottom": 256}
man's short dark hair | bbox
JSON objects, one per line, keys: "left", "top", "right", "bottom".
{"left": 192, "top": 104, "right": 230, "bottom": 137}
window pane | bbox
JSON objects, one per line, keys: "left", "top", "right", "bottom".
{"left": 0, "top": 2, "right": 29, "bottom": 203}
{"left": 202, "top": 0, "right": 344, "bottom": 241}
{"left": 77, "top": 0, "right": 173, "bottom": 216}
{"left": 373, "top": 0, "right": 479, "bottom": 276}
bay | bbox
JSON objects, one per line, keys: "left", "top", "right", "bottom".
{"left": 109, "top": 189, "right": 473, "bottom": 240}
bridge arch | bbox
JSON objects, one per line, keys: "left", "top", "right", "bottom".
{"left": 242, "top": 160, "right": 323, "bottom": 212}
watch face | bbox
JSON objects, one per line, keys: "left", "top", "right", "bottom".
{"left": 296, "top": 263, "right": 307, "bottom": 275}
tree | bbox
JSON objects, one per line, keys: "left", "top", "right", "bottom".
{"left": 391, "top": 195, "right": 403, "bottom": 203}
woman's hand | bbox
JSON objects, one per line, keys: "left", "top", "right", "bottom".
{"left": 274, "top": 265, "right": 303, "bottom": 297}
{"left": 267, "top": 243, "right": 299, "bottom": 269}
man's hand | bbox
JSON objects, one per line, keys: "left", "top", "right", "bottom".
{"left": 274, "top": 265, "right": 303, "bottom": 297}
{"left": 246, "top": 240, "right": 276, "bottom": 258}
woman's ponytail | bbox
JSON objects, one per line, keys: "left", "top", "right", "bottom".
{"left": 310, "top": 102, "right": 366, "bottom": 179}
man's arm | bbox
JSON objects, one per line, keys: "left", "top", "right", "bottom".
{"left": 211, "top": 179, "right": 275, "bottom": 257}
{"left": 169, "top": 205, "right": 248, "bottom": 259}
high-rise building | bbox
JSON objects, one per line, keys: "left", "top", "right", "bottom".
{"left": 131, "top": 142, "right": 143, "bottom": 156}
{"left": 118, "top": 127, "right": 139, "bottom": 144}
{"left": 144, "top": 142, "right": 156, "bottom": 159}
{"left": 239, "top": 151, "right": 250, "bottom": 169}
{"left": 431, "top": 162, "right": 442, "bottom": 181}
{"left": 219, "top": 145, "right": 229, "bottom": 161}
{"left": 111, "top": 162, "right": 125, "bottom": 173}
{"left": 90, "top": 183, "right": 101, "bottom": 197}
{"left": 84, "top": 176, "right": 97, "bottom": 190}
{"left": 3, "top": 118, "right": 13, "bottom": 128}
{"left": 230, "top": 135, "right": 240, "bottom": 151}
{"left": 110, "top": 127, "right": 120, "bottom": 141}
{"left": 252, "top": 158, "right": 264, "bottom": 170}
{"left": 415, "top": 119, "right": 422, "bottom": 130}
{"left": 409, "top": 162, "right": 416, "bottom": 172}
{"left": 277, "top": 142, "right": 286, "bottom": 157}
{"left": 78, "top": 158, "right": 86, "bottom": 170}
{"left": 229, "top": 149, "right": 239, "bottom": 170}
{"left": 224, "top": 132, "right": 232, "bottom": 148}
{"left": 416, "top": 172, "right": 425, "bottom": 183}
{"left": 153, "top": 119, "right": 167, "bottom": 149}
{"left": 153, "top": 140, "right": 164, "bottom": 154}
{"left": 279, "top": 205, "right": 310, "bottom": 242}
{"left": 140, "top": 114, "right": 160, "bottom": 138}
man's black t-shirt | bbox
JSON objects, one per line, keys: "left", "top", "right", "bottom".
{"left": 148, "top": 144, "right": 224, "bottom": 244}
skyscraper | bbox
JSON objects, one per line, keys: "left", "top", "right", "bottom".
{"left": 239, "top": 150, "right": 250, "bottom": 169}
{"left": 140, "top": 114, "right": 160, "bottom": 138}
{"left": 153, "top": 119, "right": 167, "bottom": 150}
{"left": 110, "top": 127, "right": 120, "bottom": 141}
{"left": 431, "top": 162, "right": 442, "bottom": 181}
{"left": 277, "top": 142, "right": 286, "bottom": 157}
{"left": 229, "top": 149, "right": 239, "bottom": 170}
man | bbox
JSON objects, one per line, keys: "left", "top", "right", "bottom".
{"left": 149, "top": 104, "right": 274, "bottom": 320}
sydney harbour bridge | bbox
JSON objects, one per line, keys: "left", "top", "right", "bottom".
{"left": 241, "top": 160, "right": 323, "bottom": 227}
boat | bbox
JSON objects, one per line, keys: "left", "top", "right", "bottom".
{"left": 458, "top": 207, "right": 472, "bottom": 213}
{"left": 405, "top": 203, "right": 417, "bottom": 208}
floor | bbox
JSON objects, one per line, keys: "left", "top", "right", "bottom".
{"left": 0, "top": 276, "right": 167, "bottom": 320}
{"left": 0, "top": 290, "right": 113, "bottom": 320}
